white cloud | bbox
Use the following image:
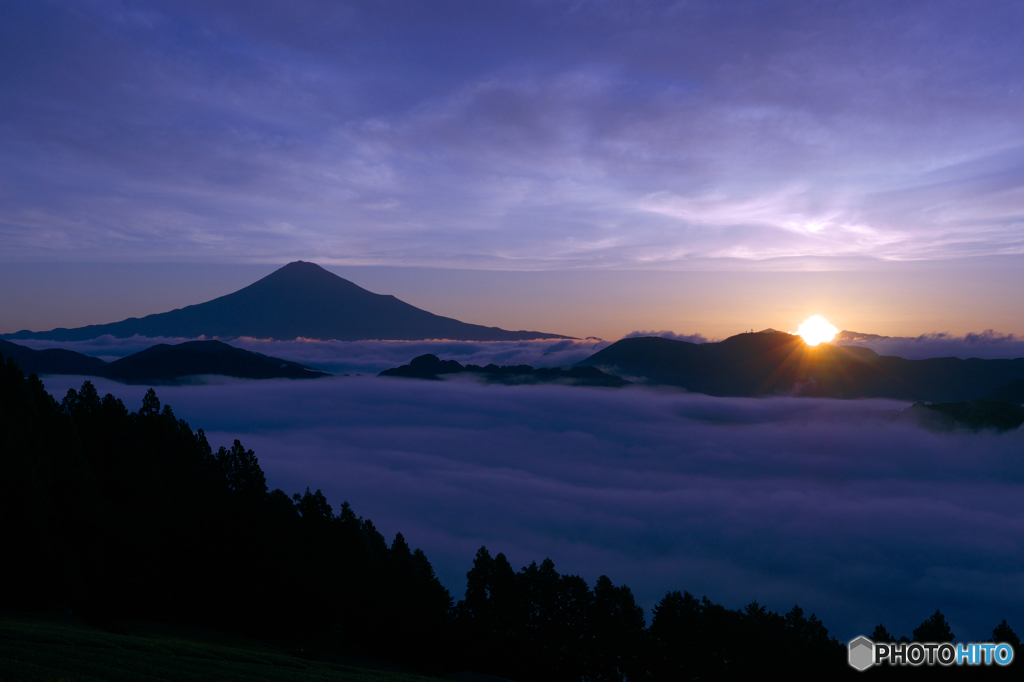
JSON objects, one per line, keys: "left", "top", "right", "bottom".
{"left": 837, "top": 330, "right": 1024, "bottom": 360}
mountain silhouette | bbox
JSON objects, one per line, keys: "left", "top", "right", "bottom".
{"left": 0, "top": 339, "right": 108, "bottom": 376}
{"left": 985, "top": 378, "right": 1024, "bottom": 404}
{"left": 2, "top": 261, "right": 571, "bottom": 342}
{"left": 380, "top": 353, "right": 629, "bottom": 386}
{"left": 907, "top": 400, "right": 1024, "bottom": 432}
{"left": 577, "top": 332, "right": 1024, "bottom": 401}
{"left": 100, "top": 340, "right": 329, "bottom": 384}
{"left": 0, "top": 339, "right": 327, "bottom": 384}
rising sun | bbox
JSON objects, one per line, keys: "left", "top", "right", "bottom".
{"left": 797, "top": 315, "right": 838, "bottom": 346}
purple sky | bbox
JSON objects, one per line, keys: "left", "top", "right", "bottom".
{"left": 2, "top": 1, "right": 1024, "bottom": 339}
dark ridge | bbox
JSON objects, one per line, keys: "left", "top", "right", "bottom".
{"left": 985, "top": 378, "right": 1024, "bottom": 404}
{"left": 380, "top": 353, "right": 629, "bottom": 387}
{"left": 577, "top": 332, "right": 1024, "bottom": 401}
{"left": 0, "top": 339, "right": 107, "bottom": 376}
{"left": 100, "top": 340, "right": 329, "bottom": 384}
{"left": 3, "top": 261, "right": 571, "bottom": 342}
{"left": 379, "top": 353, "right": 466, "bottom": 379}
{"left": 907, "top": 400, "right": 1024, "bottom": 432}
{"left": 0, "top": 338, "right": 328, "bottom": 384}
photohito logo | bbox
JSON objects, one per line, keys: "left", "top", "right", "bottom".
{"left": 848, "top": 637, "right": 1014, "bottom": 670}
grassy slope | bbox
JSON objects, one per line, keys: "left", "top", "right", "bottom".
{"left": 0, "top": 613, "right": 437, "bottom": 682}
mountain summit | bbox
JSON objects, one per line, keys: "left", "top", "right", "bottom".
{"left": 3, "top": 261, "right": 571, "bottom": 342}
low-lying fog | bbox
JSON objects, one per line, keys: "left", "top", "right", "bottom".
{"left": 40, "top": 373, "right": 1024, "bottom": 643}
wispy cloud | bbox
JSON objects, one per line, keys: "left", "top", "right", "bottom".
{"left": 2, "top": 1, "right": 1023, "bottom": 266}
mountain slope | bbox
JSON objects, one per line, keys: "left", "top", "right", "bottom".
{"left": 100, "top": 340, "right": 329, "bottom": 384}
{"left": 578, "top": 332, "right": 1024, "bottom": 402}
{"left": 0, "top": 339, "right": 327, "bottom": 383}
{"left": 3, "top": 262, "right": 571, "bottom": 342}
{"left": 907, "top": 400, "right": 1024, "bottom": 431}
{"left": 985, "top": 378, "right": 1024, "bottom": 404}
{"left": 0, "top": 339, "right": 107, "bottom": 376}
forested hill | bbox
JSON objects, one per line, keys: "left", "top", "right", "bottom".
{"left": 2, "top": 351, "right": 1016, "bottom": 679}
{"left": 0, "top": 350, "right": 450, "bottom": 670}
{"left": 379, "top": 353, "right": 629, "bottom": 386}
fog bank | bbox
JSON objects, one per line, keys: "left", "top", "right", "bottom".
{"left": 40, "top": 374, "right": 1024, "bottom": 642}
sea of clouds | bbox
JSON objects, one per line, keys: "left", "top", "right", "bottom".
{"left": 11, "top": 336, "right": 611, "bottom": 373}
{"left": 39, "top": 373, "right": 1024, "bottom": 643}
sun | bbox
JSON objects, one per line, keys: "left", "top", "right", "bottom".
{"left": 797, "top": 315, "right": 838, "bottom": 346}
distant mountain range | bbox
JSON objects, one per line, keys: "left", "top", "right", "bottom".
{"left": 2, "top": 261, "right": 570, "bottom": 342}
{"left": 577, "top": 331, "right": 1024, "bottom": 402}
{"left": 0, "top": 339, "right": 328, "bottom": 384}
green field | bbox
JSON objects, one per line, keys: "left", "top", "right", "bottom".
{"left": 0, "top": 612, "right": 438, "bottom": 682}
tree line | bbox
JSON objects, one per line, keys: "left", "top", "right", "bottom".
{"left": 0, "top": 352, "right": 1016, "bottom": 680}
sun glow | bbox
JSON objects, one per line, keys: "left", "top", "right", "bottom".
{"left": 797, "top": 315, "right": 838, "bottom": 346}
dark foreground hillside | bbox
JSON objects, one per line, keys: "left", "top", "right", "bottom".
{"left": 1, "top": 351, "right": 1016, "bottom": 680}
{"left": 0, "top": 612, "right": 433, "bottom": 682}
{"left": 0, "top": 352, "right": 451, "bottom": 673}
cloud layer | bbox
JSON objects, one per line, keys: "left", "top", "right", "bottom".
{"left": 836, "top": 330, "right": 1024, "bottom": 361}
{"left": 2, "top": 1, "right": 1023, "bottom": 267}
{"left": 12, "top": 336, "right": 611, "bottom": 373}
{"left": 39, "top": 374, "right": 1024, "bottom": 642}
{"left": 16, "top": 329, "right": 1024, "bottom": 374}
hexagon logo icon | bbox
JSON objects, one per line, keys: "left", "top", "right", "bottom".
{"left": 849, "top": 636, "right": 874, "bottom": 671}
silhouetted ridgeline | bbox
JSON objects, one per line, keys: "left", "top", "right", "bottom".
{"left": 986, "top": 378, "right": 1024, "bottom": 404}
{"left": 0, "top": 339, "right": 106, "bottom": 376}
{"left": 2, "top": 352, "right": 1017, "bottom": 679}
{"left": 0, "top": 338, "right": 328, "bottom": 384}
{"left": 908, "top": 400, "right": 1024, "bottom": 432}
{"left": 380, "top": 353, "right": 629, "bottom": 387}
